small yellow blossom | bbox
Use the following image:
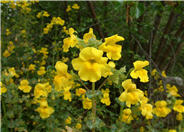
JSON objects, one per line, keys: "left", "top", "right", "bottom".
{"left": 34, "top": 82, "right": 52, "bottom": 98}
{"left": 63, "top": 87, "right": 72, "bottom": 102}
{"left": 75, "top": 123, "right": 82, "bottom": 129}
{"left": 72, "top": 4, "right": 80, "bottom": 9}
{"left": 100, "top": 89, "right": 111, "bottom": 106}
{"left": 130, "top": 60, "right": 149, "bottom": 83}
{"left": 3, "top": 50, "right": 11, "bottom": 58}
{"left": 99, "top": 34, "right": 124, "bottom": 60}
{"left": 83, "top": 28, "right": 96, "bottom": 43}
{"left": 63, "top": 28, "right": 78, "bottom": 52}
{"left": 0, "top": 82, "right": 7, "bottom": 95}
{"left": 65, "top": 116, "right": 72, "bottom": 124}
{"left": 76, "top": 88, "right": 86, "bottom": 96}
{"left": 167, "top": 85, "right": 180, "bottom": 97}
{"left": 119, "top": 79, "right": 144, "bottom": 107}
{"left": 121, "top": 108, "right": 134, "bottom": 124}
{"left": 153, "top": 100, "right": 171, "bottom": 117}
{"left": 162, "top": 70, "right": 167, "bottom": 77}
{"left": 29, "top": 64, "right": 36, "bottom": 71}
{"left": 18, "top": 80, "right": 32, "bottom": 93}
{"left": 168, "top": 130, "right": 176, "bottom": 132}
{"left": 82, "top": 96, "right": 92, "bottom": 109}
{"left": 37, "top": 67, "right": 46, "bottom": 75}
{"left": 66, "top": 5, "right": 71, "bottom": 12}
{"left": 173, "top": 100, "right": 184, "bottom": 113}
{"left": 6, "top": 29, "right": 11, "bottom": 35}
{"left": 176, "top": 112, "right": 183, "bottom": 121}
{"left": 43, "top": 11, "right": 50, "bottom": 17}
{"left": 35, "top": 100, "right": 54, "bottom": 119}
{"left": 140, "top": 103, "right": 153, "bottom": 120}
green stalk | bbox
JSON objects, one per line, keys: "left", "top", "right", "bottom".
{"left": 92, "top": 82, "right": 96, "bottom": 132}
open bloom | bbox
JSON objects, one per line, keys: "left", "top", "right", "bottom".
{"left": 173, "top": 100, "right": 184, "bottom": 113}
{"left": 72, "top": 47, "right": 112, "bottom": 82}
{"left": 34, "top": 82, "right": 52, "bottom": 98}
{"left": 35, "top": 99, "right": 54, "bottom": 119}
{"left": 153, "top": 100, "right": 171, "bottom": 117}
{"left": 54, "top": 61, "right": 73, "bottom": 92}
{"left": 82, "top": 96, "right": 92, "bottom": 109}
{"left": 99, "top": 34, "right": 124, "bottom": 60}
{"left": 83, "top": 28, "right": 96, "bottom": 43}
{"left": 119, "top": 79, "right": 144, "bottom": 107}
{"left": 130, "top": 60, "right": 149, "bottom": 83}
{"left": 140, "top": 102, "right": 153, "bottom": 120}
{"left": 63, "top": 28, "right": 78, "bottom": 52}
{"left": 18, "top": 80, "right": 32, "bottom": 93}
{"left": 100, "top": 89, "right": 111, "bottom": 106}
{"left": 121, "top": 108, "right": 134, "bottom": 124}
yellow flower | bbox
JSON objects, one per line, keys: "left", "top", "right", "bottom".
{"left": 119, "top": 79, "right": 144, "bottom": 107}
{"left": 72, "top": 47, "right": 111, "bottom": 82}
{"left": 82, "top": 97, "right": 92, "bottom": 109}
{"left": 63, "top": 87, "right": 72, "bottom": 102}
{"left": 0, "top": 82, "right": 7, "bottom": 95}
{"left": 3, "top": 50, "right": 11, "bottom": 57}
{"left": 37, "top": 67, "right": 46, "bottom": 75}
{"left": 62, "top": 26, "right": 69, "bottom": 34}
{"left": 8, "top": 67, "right": 18, "bottom": 77}
{"left": 168, "top": 130, "right": 176, "bottom": 132}
{"left": 54, "top": 61, "right": 73, "bottom": 92}
{"left": 66, "top": 5, "right": 71, "bottom": 12}
{"left": 35, "top": 100, "right": 54, "bottom": 119}
{"left": 99, "top": 34, "right": 124, "bottom": 60}
{"left": 153, "top": 100, "right": 171, "bottom": 117}
{"left": 63, "top": 28, "right": 78, "bottom": 52}
{"left": 65, "top": 116, "right": 72, "bottom": 124}
{"left": 76, "top": 88, "right": 86, "bottom": 96}
{"left": 140, "top": 126, "right": 144, "bottom": 132}
{"left": 83, "top": 28, "right": 96, "bottom": 43}
{"left": 29, "top": 64, "right": 36, "bottom": 71}
{"left": 36, "top": 12, "right": 42, "bottom": 18}
{"left": 176, "top": 112, "right": 183, "bottom": 121}
{"left": 173, "top": 100, "right": 184, "bottom": 113}
{"left": 121, "top": 108, "right": 133, "bottom": 124}
{"left": 6, "top": 29, "right": 11, "bottom": 35}
{"left": 75, "top": 123, "right": 82, "bottom": 129}
{"left": 43, "top": 11, "right": 49, "bottom": 17}
{"left": 55, "top": 61, "right": 71, "bottom": 78}
{"left": 51, "top": 17, "right": 65, "bottom": 26}
{"left": 40, "top": 60, "right": 46, "bottom": 66}
{"left": 167, "top": 85, "right": 180, "bottom": 97}
{"left": 162, "top": 70, "right": 167, "bottom": 77}
{"left": 130, "top": 60, "right": 149, "bottom": 83}
{"left": 72, "top": 4, "right": 80, "bottom": 9}
{"left": 39, "top": 47, "right": 48, "bottom": 55}
{"left": 18, "top": 80, "right": 32, "bottom": 93}
{"left": 54, "top": 76, "right": 73, "bottom": 92}
{"left": 140, "top": 103, "right": 153, "bottom": 120}
{"left": 100, "top": 89, "right": 111, "bottom": 106}
{"left": 34, "top": 82, "right": 52, "bottom": 98}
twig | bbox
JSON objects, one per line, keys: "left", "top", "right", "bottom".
{"left": 87, "top": 1, "right": 104, "bottom": 40}
{"left": 79, "top": 79, "right": 89, "bottom": 90}
{"left": 98, "top": 78, "right": 108, "bottom": 90}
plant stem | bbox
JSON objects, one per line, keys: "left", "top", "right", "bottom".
{"left": 92, "top": 82, "right": 96, "bottom": 132}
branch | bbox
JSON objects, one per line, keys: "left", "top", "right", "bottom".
{"left": 154, "top": 9, "right": 177, "bottom": 64}
{"left": 87, "top": 1, "right": 104, "bottom": 40}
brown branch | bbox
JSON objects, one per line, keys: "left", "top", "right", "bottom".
{"left": 158, "top": 20, "right": 184, "bottom": 69}
{"left": 166, "top": 34, "right": 184, "bottom": 71}
{"left": 154, "top": 10, "right": 177, "bottom": 64}
{"left": 87, "top": 1, "right": 104, "bottom": 40}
